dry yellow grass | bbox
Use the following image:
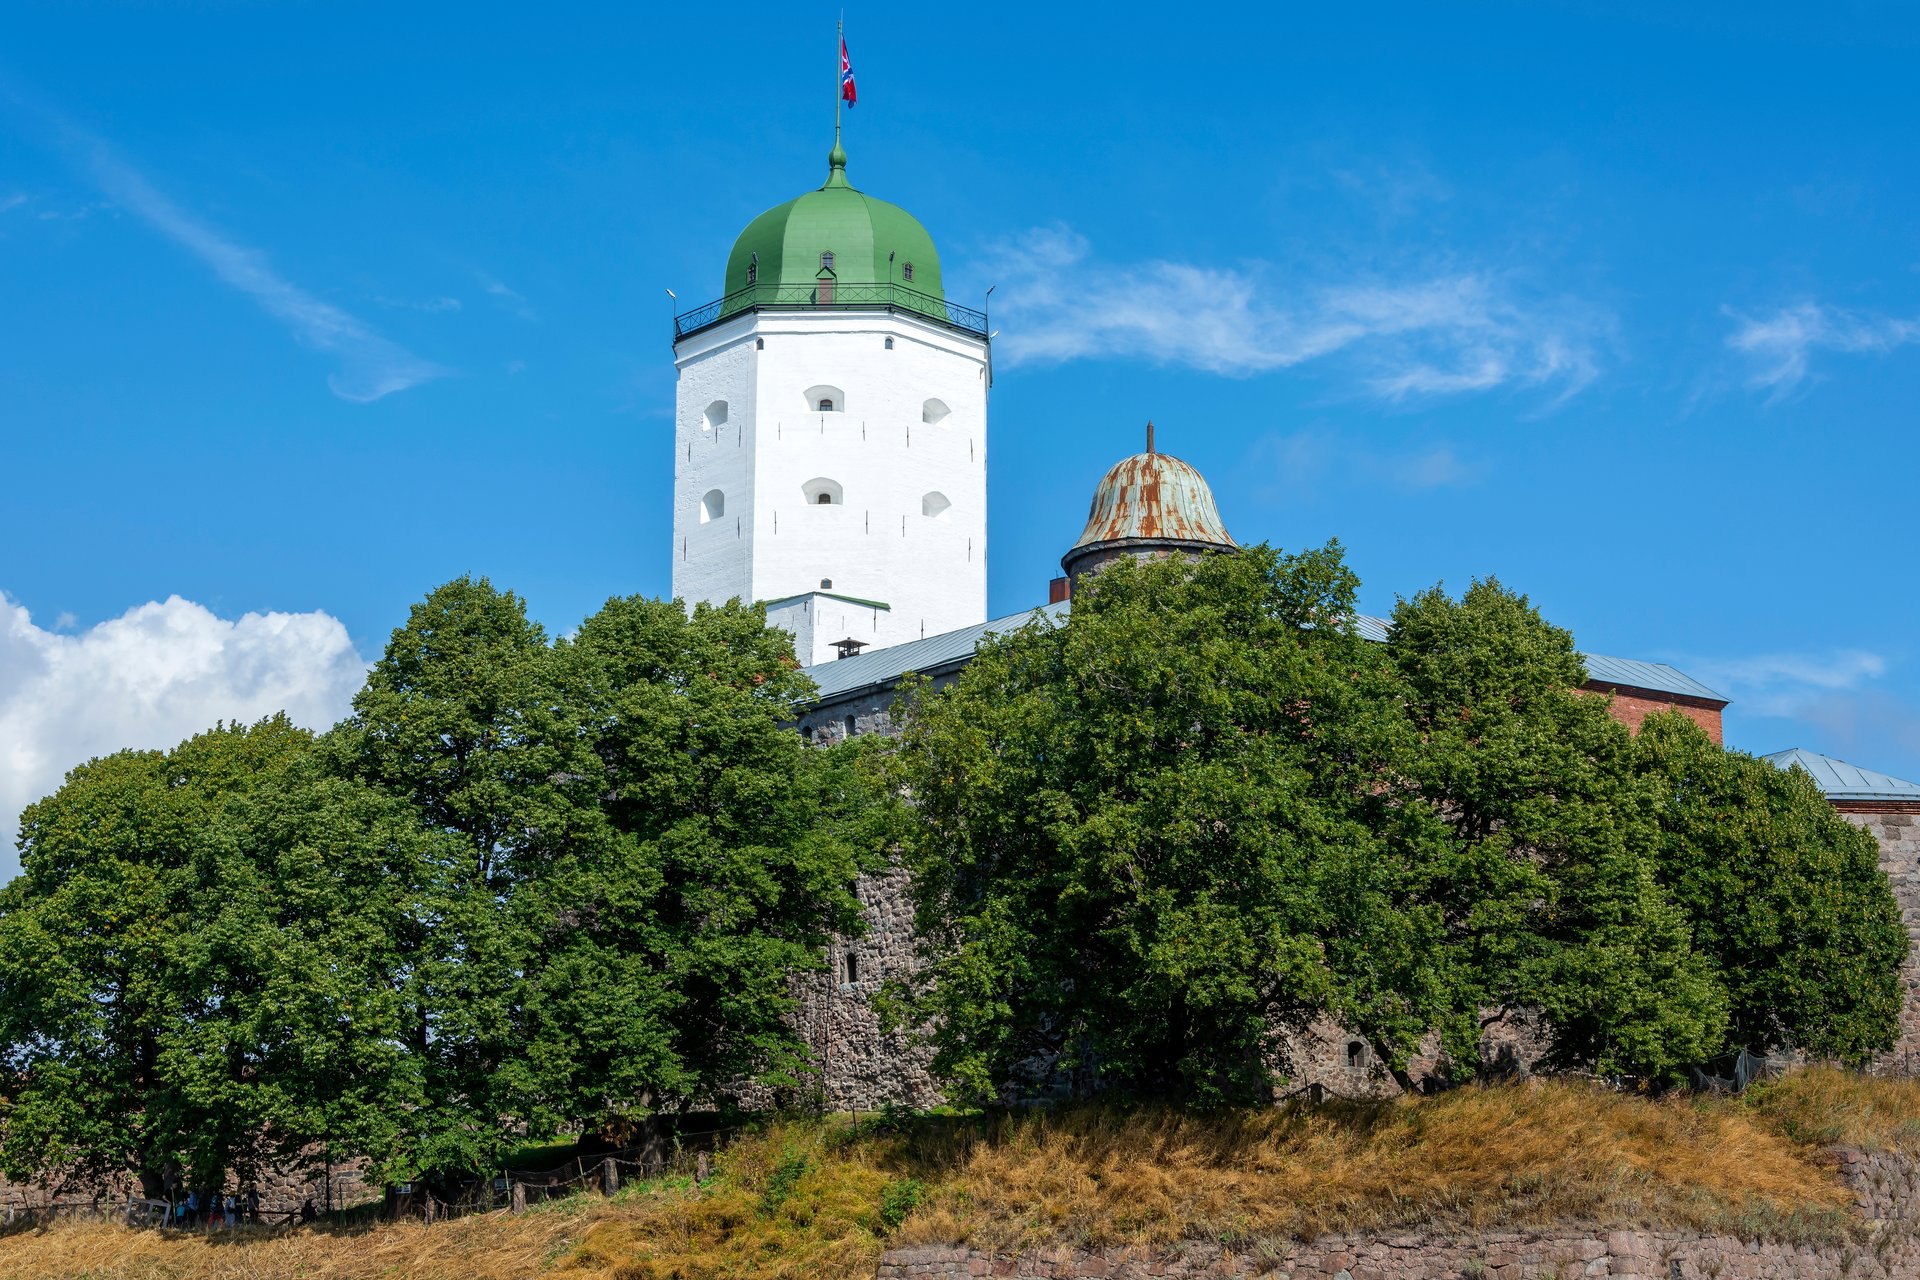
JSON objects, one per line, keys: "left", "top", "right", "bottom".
{"left": 1746, "top": 1066, "right": 1920, "bottom": 1153}
{"left": 1, "top": 1075, "right": 1908, "bottom": 1280}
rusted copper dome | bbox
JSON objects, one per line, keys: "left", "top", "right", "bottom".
{"left": 1062, "top": 424, "right": 1236, "bottom": 580}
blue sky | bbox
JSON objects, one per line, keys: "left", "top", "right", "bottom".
{"left": 4, "top": 2, "right": 1920, "bottom": 871}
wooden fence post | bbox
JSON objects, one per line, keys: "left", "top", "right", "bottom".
{"left": 510, "top": 1181, "right": 526, "bottom": 1214}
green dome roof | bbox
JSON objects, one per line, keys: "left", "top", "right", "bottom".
{"left": 723, "top": 145, "right": 945, "bottom": 307}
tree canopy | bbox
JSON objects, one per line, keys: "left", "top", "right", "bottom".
{"left": 0, "top": 555, "right": 1906, "bottom": 1190}
{"left": 881, "top": 547, "right": 1905, "bottom": 1102}
{"left": 0, "top": 578, "right": 871, "bottom": 1190}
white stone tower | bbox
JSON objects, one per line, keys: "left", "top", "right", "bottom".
{"left": 670, "top": 138, "right": 990, "bottom": 666}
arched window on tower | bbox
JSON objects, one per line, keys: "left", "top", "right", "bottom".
{"left": 921, "top": 491, "right": 951, "bottom": 520}
{"left": 804, "top": 385, "right": 845, "bottom": 414}
{"left": 702, "top": 400, "right": 728, "bottom": 432}
{"left": 922, "top": 398, "right": 952, "bottom": 426}
{"left": 700, "top": 489, "right": 725, "bottom": 523}
{"left": 802, "top": 477, "right": 845, "bottom": 506}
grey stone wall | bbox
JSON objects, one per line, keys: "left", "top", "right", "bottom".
{"left": 1849, "top": 809, "right": 1920, "bottom": 1072}
{"left": 0, "top": 1152, "right": 375, "bottom": 1216}
{"left": 879, "top": 1156, "right": 1920, "bottom": 1280}
{"left": 878, "top": 1230, "right": 1920, "bottom": 1280}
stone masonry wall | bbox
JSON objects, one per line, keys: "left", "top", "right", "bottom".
{"left": 1850, "top": 808, "right": 1920, "bottom": 1072}
{"left": 877, "top": 1230, "right": 1920, "bottom": 1280}
{"left": 0, "top": 1153, "right": 375, "bottom": 1216}
{"left": 878, "top": 1150, "right": 1920, "bottom": 1280}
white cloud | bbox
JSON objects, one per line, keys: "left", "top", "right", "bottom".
{"left": 981, "top": 226, "right": 1603, "bottom": 403}
{"left": 1252, "top": 429, "right": 1484, "bottom": 499}
{"left": 1683, "top": 648, "right": 1888, "bottom": 719}
{"left": 76, "top": 140, "right": 448, "bottom": 402}
{"left": 1724, "top": 302, "right": 1920, "bottom": 398}
{"left": 0, "top": 194, "right": 25, "bottom": 215}
{"left": 0, "top": 594, "right": 367, "bottom": 877}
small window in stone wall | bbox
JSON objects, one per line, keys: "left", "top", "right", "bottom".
{"left": 845, "top": 714, "right": 857, "bottom": 738}
{"left": 844, "top": 952, "right": 859, "bottom": 984}
{"left": 1347, "top": 1041, "right": 1367, "bottom": 1070}
{"left": 804, "top": 384, "right": 846, "bottom": 414}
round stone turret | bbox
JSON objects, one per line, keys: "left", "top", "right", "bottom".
{"left": 1062, "top": 423, "right": 1237, "bottom": 583}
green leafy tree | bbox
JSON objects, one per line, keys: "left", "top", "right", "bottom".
{"left": 503, "top": 595, "right": 871, "bottom": 1136}
{"left": 0, "top": 717, "right": 420, "bottom": 1196}
{"left": 882, "top": 544, "right": 1413, "bottom": 1105}
{"left": 340, "top": 578, "right": 873, "bottom": 1170}
{"left": 1631, "top": 712, "right": 1905, "bottom": 1064}
{"left": 1385, "top": 580, "right": 1726, "bottom": 1082}
{"left": 335, "top": 576, "right": 562, "bottom": 1178}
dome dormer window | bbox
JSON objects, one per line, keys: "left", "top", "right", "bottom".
{"left": 901, "top": 261, "right": 914, "bottom": 283}
{"left": 820, "top": 250, "right": 835, "bottom": 271}
{"left": 745, "top": 261, "right": 758, "bottom": 285}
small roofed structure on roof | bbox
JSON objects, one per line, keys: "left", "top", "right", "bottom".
{"left": 1062, "top": 422, "right": 1238, "bottom": 584}
{"left": 1764, "top": 748, "right": 1920, "bottom": 812}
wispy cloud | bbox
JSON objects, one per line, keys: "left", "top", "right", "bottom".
{"left": 372, "top": 294, "right": 462, "bottom": 314}
{"left": 1684, "top": 649, "right": 1888, "bottom": 718}
{"left": 68, "top": 131, "right": 448, "bottom": 402}
{"left": 475, "top": 270, "right": 537, "bottom": 321}
{"left": 1684, "top": 645, "right": 1920, "bottom": 773}
{"left": 982, "top": 226, "right": 1604, "bottom": 405}
{"left": 1724, "top": 302, "right": 1920, "bottom": 399}
{"left": 0, "top": 193, "right": 25, "bottom": 215}
{"left": 1251, "top": 428, "right": 1484, "bottom": 499}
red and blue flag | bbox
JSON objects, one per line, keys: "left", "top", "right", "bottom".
{"left": 840, "top": 37, "right": 857, "bottom": 107}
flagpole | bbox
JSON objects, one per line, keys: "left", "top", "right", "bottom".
{"left": 834, "top": 14, "right": 843, "bottom": 148}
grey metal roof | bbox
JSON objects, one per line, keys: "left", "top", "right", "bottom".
{"left": 802, "top": 602, "right": 1070, "bottom": 702}
{"left": 1351, "top": 614, "right": 1725, "bottom": 703}
{"left": 1579, "top": 654, "right": 1726, "bottom": 703}
{"left": 805, "top": 603, "right": 1724, "bottom": 707}
{"left": 1763, "top": 748, "right": 1920, "bottom": 803}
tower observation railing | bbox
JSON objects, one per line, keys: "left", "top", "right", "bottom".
{"left": 672, "top": 282, "right": 988, "bottom": 341}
